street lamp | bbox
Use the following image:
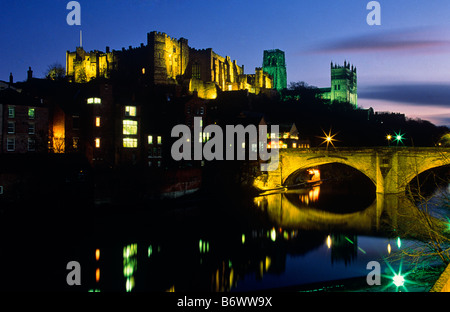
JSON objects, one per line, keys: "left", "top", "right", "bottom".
{"left": 318, "top": 128, "right": 339, "bottom": 149}
{"left": 393, "top": 131, "right": 406, "bottom": 146}
{"left": 386, "top": 134, "right": 392, "bottom": 146}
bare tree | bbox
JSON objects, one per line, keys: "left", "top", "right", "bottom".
{"left": 45, "top": 63, "right": 66, "bottom": 81}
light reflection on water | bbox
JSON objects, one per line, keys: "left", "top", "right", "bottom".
{"left": 76, "top": 181, "right": 450, "bottom": 293}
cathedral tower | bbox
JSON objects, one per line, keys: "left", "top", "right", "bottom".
{"left": 330, "top": 61, "right": 357, "bottom": 107}
{"left": 262, "top": 49, "right": 287, "bottom": 91}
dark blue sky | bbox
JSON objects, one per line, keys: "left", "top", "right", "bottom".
{"left": 2, "top": 0, "right": 450, "bottom": 125}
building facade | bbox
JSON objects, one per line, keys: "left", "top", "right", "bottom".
{"left": 316, "top": 61, "right": 357, "bottom": 107}
{"left": 66, "top": 31, "right": 274, "bottom": 99}
{"left": 262, "top": 49, "right": 287, "bottom": 91}
{"left": 0, "top": 88, "right": 48, "bottom": 154}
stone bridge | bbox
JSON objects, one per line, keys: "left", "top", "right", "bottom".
{"left": 254, "top": 147, "right": 450, "bottom": 194}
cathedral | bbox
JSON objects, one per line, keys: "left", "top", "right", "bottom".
{"left": 316, "top": 61, "right": 358, "bottom": 107}
{"left": 66, "top": 31, "right": 275, "bottom": 99}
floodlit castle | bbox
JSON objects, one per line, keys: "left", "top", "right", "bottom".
{"left": 66, "top": 31, "right": 275, "bottom": 99}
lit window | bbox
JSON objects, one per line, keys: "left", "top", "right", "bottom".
{"left": 87, "top": 97, "right": 101, "bottom": 104}
{"left": 123, "top": 138, "right": 138, "bottom": 148}
{"left": 95, "top": 138, "right": 101, "bottom": 148}
{"left": 28, "top": 108, "right": 35, "bottom": 119}
{"left": 73, "top": 137, "right": 79, "bottom": 150}
{"left": 157, "top": 136, "right": 162, "bottom": 144}
{"left": 148, "top": 135, "right": 153, "bottom": 144}
{"left": 7, "top": 138, "right": 15, "bottom": 151}
{"left": 125, "top": 106, "right": 136, "bottom": 117}
{"left": 142, "top": 67, "right": 145, "bottom": 74}
{"left": 8, "top": 106, "right": 14, "bottom": 118}
{"left": 95, "top": 117, "right": 101, "bottom": 127}
{"left": 123, "top": 120, "right": 138, "bottom": 135}
{"left": 292, "top": 143, "right": 297, "bottom": 148}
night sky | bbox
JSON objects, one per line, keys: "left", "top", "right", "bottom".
{"left": 2, "top": 0, "right": 450, "bottom": 125}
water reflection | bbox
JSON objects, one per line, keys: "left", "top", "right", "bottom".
{"left": 77, "top": 181, "right": 448, "bottom": 292}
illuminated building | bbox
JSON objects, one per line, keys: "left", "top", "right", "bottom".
{"left": 316, "top": 61, "right": 357, "bottom": 107}
{"left": 262, "top": 49, "right": 287, "bottom": 91}
{"left": 268, "top": 123, "right": 310, "bottom": 149}
{"left": 66, "top": 31, "right": 274, "bottom": 99}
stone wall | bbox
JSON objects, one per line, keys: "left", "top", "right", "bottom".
{"left": 430, "top": 264, "right": 450, "bottom": 292}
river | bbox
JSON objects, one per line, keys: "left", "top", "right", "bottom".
{"left": 0, "top": 167, "right": 448, "bottom": 292}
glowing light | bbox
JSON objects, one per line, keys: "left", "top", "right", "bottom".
{"left": 326, "top": 235, "right": 332, "bottom": 249}
{"left": 95, "top": 249, "right": 100, "bottom": 261}
{"left": 393, "top": 131, "right": 406, "bottom": 145}
{"left": 95, "top": 138, "right": 101, "bottom": 148}
{"left": 397, "top": 237, "right": 402, "bottom": 249}
{"left": 95, "top": 268, "right": 100, "bottom": 282}
{"left": 270, "top": 228, "right": 276, "bottom": 242}
{"left": 241, "top": 234, "right": 245, "bottom": 244}
{"left": 148, "top": 245, "right": 152, "bottom": 258}
{"left": 318, "top": 128, "right": 339, "bottom": 149}
{"left": 387, "top": 243, "right": 391, "bottom": 254}
{"left": 392, "top": 274, "right": 405, "bottom": 287}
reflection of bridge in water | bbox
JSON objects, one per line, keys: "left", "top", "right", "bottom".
{"left": 255, "top": 147, "right": 450, "bottom": 194}
{"left": 255, "top": 191, "right": 446, "bottom": 242}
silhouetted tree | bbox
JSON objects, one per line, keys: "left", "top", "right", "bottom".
{"left": 45, "top": 63, "right": 65, "bottom": 81}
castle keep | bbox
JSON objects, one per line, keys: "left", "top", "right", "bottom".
{"left": 66, "top": 31, "right": 274, "bottom": 99}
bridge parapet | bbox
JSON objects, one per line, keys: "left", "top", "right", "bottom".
{"left": 254, "top": 147, "right": 450, "bottom": 194}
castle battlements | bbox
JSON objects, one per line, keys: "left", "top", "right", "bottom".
{"left": 66, "top": 30, "right": 275, "bottom": 98}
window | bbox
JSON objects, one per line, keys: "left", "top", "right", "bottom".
{"left": 123, "top": 120, "right": 138, "bottom": 135}
{"left": 200, "top": 107, "right": 204, "bottom": 115}
{"left": 334, "top": 85, "right": 337, "bottom": 90}
{"left": 28, "top": 138, "right": 35, "bottom": 151}
{"left": 95, "top": 138, "right": 101, "bottom": 148}
{"left": 141, "top": 67, "right": 145, "bottom": 74}
{"left": 157, "top": 136, "right": 162, "bottom": 145}
{"left": 125, "top": 106, "right": 136, "bottom": 117}
{"left": 7, "top": 138, "right": 15, "bottom": 151}
{"left": 28, "top": 108, "right": 35, "bottom": 119}
{"left": 192, "top": 63, "right": 201, "bottom": 79}
{"left": 73, "top": 137, "right": 79, "bottom": 150}
{"left": 8, "top": 106, "right": 15, "bottom": 118}
{"left": 123, "top": 138, "right": 138, "bottom": 148}
{"left": 148, "top": 135, "right": 153, "bottom": 144}
{"left": 95, "top": 117, "right": 101, "bottom": 127}
{"left": 87, "top": 97, "right": 101, "bottom": 104}
{"left": 28, "top": 123, "right": 35, "bottom": 134}
{"left": 7, "top": 122, "right": 15, "bottom": 134}
{"left": 72, "top": 116, "right": 80, "bottom": 130}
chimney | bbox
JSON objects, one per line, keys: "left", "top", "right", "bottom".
{"left": 106, "top": 46, "right": 110, "bottom": 53}
{"left": 27, "top": 67, "right": 33, "bottom": 81}
{"left": 9, "top": 72, "right": 13, "bottom": 85}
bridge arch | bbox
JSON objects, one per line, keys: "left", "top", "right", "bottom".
{"left": 282, "top": 158, "right": 376, "bottom": 188}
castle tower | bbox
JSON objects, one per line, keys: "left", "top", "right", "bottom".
{"left": 330, "top": 61, "right": 357, "bottom": 107}
{"left": 262, "top": 49, "right": 287, "bottom": 91}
